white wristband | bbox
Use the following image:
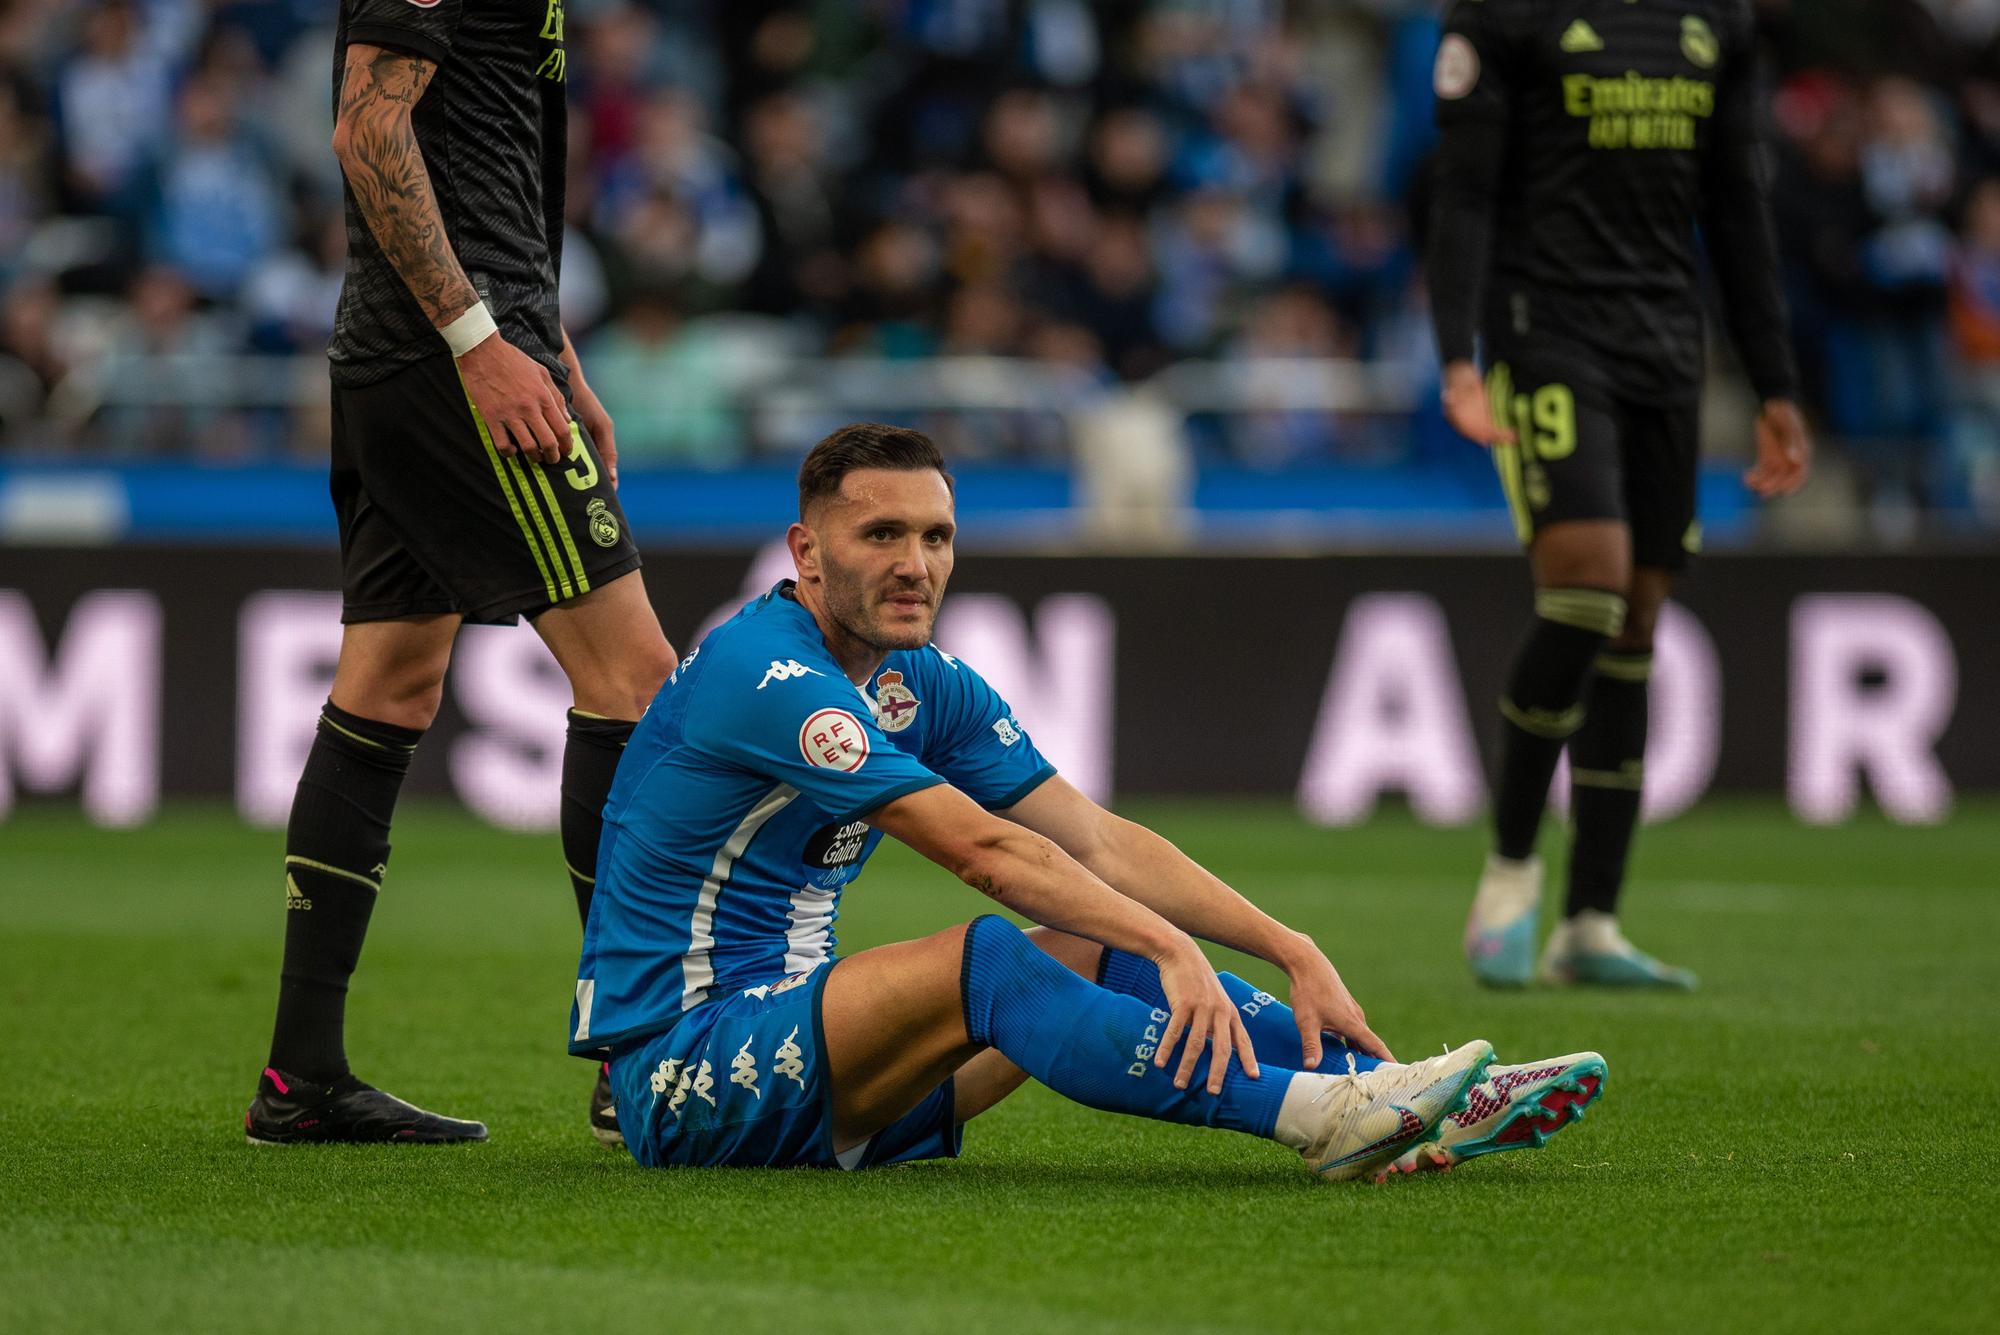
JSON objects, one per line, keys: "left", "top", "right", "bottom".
{"left": 440, "top": 300, "right": 498, "bottom": 358}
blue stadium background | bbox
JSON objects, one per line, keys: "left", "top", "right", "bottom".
{"left": 0, "top": 0, "right": 1995, "bottom": 545}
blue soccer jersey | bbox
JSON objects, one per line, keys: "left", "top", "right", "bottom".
{"left": 570, "top": 580, "right": 1055, "bottom": 1056}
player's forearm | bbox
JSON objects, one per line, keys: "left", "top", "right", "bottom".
{"left": 1703, "top": 57, "right": 1799, "bottom": 402}
{"left": 957, "top": 828, "right": 1186, "bottom": 964}
{"left": 1084, "top": 817, "right": 1310, "bottom": 969}
{"left": 333, "top": 45, "right": 480, "bottom": 330}
{"left": 1425, "top": 119, "right": 1505, "bottom": 366}
{"left": 1705, "top": 194, "right": 1798, "bottom": 402}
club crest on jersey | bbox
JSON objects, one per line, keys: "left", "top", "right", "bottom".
{"left": 800, "top": 708, "right": 869, "bottom": 771}
{"left": 872, "top": 669, "right": 921, "bottom": 733}
{"left": 1681, "top": 16, "right": 1718, "bottom": 68}
{"left": 1433, "top": 33, "right": 1479, "bottom": 100}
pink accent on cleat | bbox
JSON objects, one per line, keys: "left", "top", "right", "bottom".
{"left": 264, "top": 1068, "right": 291, "bottom": 1095}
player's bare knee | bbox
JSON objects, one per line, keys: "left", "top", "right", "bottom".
{"left": 1024, "top": 926, "right": 1104, "bottom": 980}
{"left": 628, "top": 637, "right": 678, "bottom": 711}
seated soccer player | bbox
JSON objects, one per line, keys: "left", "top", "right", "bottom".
{"left": 572, "top": 424, "right": 1606, "bottom": 1180}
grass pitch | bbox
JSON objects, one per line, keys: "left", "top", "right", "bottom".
{"left": 1, "top": 799, "right": 1994, "bottom": 1333}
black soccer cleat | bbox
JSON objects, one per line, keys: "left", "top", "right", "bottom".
{"left": 244, "top": 1067, "right": 488, "bottom": 1145}
{"left": 589, "top": 1062, "right": 624, "bottom": 1151}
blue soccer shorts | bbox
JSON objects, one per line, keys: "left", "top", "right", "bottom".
{"left": 607, "top": 960, "right": 963, "bottom": 1170}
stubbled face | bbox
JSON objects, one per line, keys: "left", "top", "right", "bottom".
{"left": 799, "top": 467, "right": 955, "bottom": 652}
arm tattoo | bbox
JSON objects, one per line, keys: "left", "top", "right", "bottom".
{"left": 335, "top": 45, "right": 479, "bottom": 327}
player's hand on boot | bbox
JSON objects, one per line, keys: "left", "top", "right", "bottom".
{"left": 1280, "top": 938, "right": 1394, "bottom": 1066}
{"left": 457, "top": 333, "right": 570, "bottom": 465}
{"left": 569, "top": 373, "right": 619, "bottom": 489}
{"left": 1745, "top": 398, "right": 1812, "bottom": 498}
{"left": 1155, "top": 937, "right": 1259, "bottom": 1094}
{"left": 1441, "top": 359, "right": 1514, "bottom": 448}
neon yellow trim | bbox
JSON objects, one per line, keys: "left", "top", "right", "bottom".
{"left": 1573, "top": 765, "right": 1646, "bottom": 790}
{"left": 1536, "top": 587, "right": 1628, "bottom": 636}
{"left": 284, "top": 855, "right": 382, "bottom": 892}
{"left": 319, "top": 713, "right": 414, "bottom": 752}
{"left": 564, "top": 860, "right": 596, "bottom": 886}
{"left": 1499, "top": 697, "right": 1586, "bottom": 739}
{"left": 456, "top": 369, "right": 560, "bottom": 603}
{"left": 1593, "top": 653, "right": 1655, "bottom": 683}
{"left": 529, "top": 460, "right": 590, "bottom": 595}
{"left": 1495, "top": 442, "right": 1532, "bottom": 545}
{"left": 505, "top": 454, "right": 575, "bottom": 600}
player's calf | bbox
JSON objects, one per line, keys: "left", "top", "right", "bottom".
{"left": 957, "top": 916, "right": 1487, "bottom": 1182}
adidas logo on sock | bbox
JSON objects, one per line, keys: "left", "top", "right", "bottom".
{"left": 285, "top": 874, "right": 313, "bottom": 911}
{"left": 1559, "top": 19, "right": 1603, "bottom": 53}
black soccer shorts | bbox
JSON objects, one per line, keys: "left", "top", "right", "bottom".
{"left": 1481, "top": 351, "right": 1702, "bottom": 572}
{"left": 328, "top": 351, "right": 642, "bottom": 625}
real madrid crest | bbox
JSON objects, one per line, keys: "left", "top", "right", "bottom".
{"left": 1681, "top": 15, "right": 1718, "bottom": 69}
{"left": 872, "top": 669, "right": 921, "bottom": 733}
{"left": 586, "top": 497, "right": 621, "bottom": 548}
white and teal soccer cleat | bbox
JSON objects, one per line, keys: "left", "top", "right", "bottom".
{"left": 1540, "top": 911, "right": 1697, "bottom": 990}
{"left": 1384, "top": 1051, "right": 1606, "bottom": 1176}
{"left": 1299, "top": 1040, "right": 1494, "bottom": 1182}
{"left": 1465, "top": 853, "right": 1543, "bottom": 988}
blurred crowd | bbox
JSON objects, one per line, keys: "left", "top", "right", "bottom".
{"left": 0, "top": 0, "right": 1996, "bottom": 529}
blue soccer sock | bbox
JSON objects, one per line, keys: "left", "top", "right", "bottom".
{"left": 961, "top": 916, "right": 1294, "bottom": 1140}
{"left": 1097, "top": 947, "right": 1384, "bottom": 1075}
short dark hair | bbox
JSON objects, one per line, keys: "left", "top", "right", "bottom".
{"left": 797, "top": 422, "right": 954, "bottom": 518}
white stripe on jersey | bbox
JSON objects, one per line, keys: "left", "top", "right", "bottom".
{"left": 783, "top": 885, "right": 838, "bottom": 976}
{"left": 681, "top": 783, "right": 799, "bottom": 1012}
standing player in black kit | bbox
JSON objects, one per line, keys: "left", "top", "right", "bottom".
{"left": 1427, "top": 1, "right": 1811, "bottom": 990}
{"left": 244, "top": 0, "right": 676, "bottom": 1144}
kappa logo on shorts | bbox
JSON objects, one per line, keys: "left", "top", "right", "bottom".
{"left": 730, "top": 1037, "right": 761, "bottom": 1100}
{"left": 799, "top": 708, "right": 869, "bottom": 771}
{"left": 872, "top": 669, "right": 920, "bottom": 733}
{"left": 774, "top": 1026, "right": 807, "bottom": 1089}
{"left": 586, "top": 498, "right": 620, "bottom": 548}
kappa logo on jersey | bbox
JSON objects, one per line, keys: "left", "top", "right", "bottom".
{"left": 774, "top": 1026, "right": 807, "bottom": 1089}
{"left": 872, "top": 669, "right": 921, "bottom": 733}
{"left": 758, "top": 659, "right": 825, "bottom": 690}
{"left": 992, "top": 716, "right": 1021, "bottom": 747}
{"left": 800, "top": 708, "right": 869, "bottom": 771}
{"left": 1434, "top": 33, "right": 1480, "bottom": 100}
{"left": 691, "top": 1059, "right": 716, "bottom": 1108}
{"left": 730, "top": 1037, "right": 761, "bottom": 1100}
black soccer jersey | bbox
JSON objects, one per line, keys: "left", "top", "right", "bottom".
{"left": 1428, "top": 0, "right": 1796, "bottom": 404}
{"left": 329, "top": 0, "right": 570, "bottom": 390}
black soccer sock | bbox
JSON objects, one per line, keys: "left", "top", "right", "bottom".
{"left": 266, "top": 701, "right": 421, "bottom": 1084}
{"left": 1492, "top": 587, "right": 1626, "bottom": 861}
{"left": 1566, "top": 650, "right": 1651, "bottom": 919}
{"left": 560, "top": 709, "right": 637, "bottom": 927}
